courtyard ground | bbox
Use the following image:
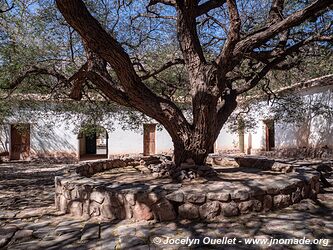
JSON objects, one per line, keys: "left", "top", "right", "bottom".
{"left": 0, "top": 161, "right": 332, "bottom": 250}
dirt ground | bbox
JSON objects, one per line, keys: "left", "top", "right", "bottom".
{"left": 0, "top": 161, "right": 332, "bottom": 249}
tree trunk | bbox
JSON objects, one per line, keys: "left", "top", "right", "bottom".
{"left": 172, "top": 87, "right": 238, "bottom": 167}
{"left": 172, "top": 126, "right": 219, "bottom": 167}
{"left": 173, "top": 140, "right": 210, "bottom": 166}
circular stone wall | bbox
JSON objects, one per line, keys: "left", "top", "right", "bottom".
{"left": 55, "top": 156, "right": 320, "bottom": 222}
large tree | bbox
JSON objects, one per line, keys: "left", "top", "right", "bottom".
{"left": 3, "top": 0, "right": 333, "bottom": 166}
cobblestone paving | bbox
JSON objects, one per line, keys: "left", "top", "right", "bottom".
{"left": 0, "top": 162, "right": 332, "bottom": 250}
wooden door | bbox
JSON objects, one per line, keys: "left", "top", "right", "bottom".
{"left": 265, "top": 120, "right": 275, "bottom": 151}
{"left": 209, "top": 143, "right": 216, "bottom": 153}
{"left": 10, "top": 124, "right": 30, "bottom": 160}
{"left": 143, "top": 124, "right": 156, "bottom": 156}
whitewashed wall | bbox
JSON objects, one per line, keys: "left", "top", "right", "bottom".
{"left": 31, "top": 119, "right": 77, "bottom": 154}
{"left": 0, "top": 125, "right": 9, "bottom": 152}
{"left": 217, "top": 85, "right": 333, "bottom": 152}
{"left": 274, "top": 86, "right": 333, "bottom": 148}
{"left": 0, "top": 111, "right": 175, "bottom": 157}
{"left": 107, "top": 123, "right": 173, "bottom": 154}
{"left": 0, "top": 84, "right": 331, "bottom": 158}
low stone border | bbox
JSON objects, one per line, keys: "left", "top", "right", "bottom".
{"left": 259, "top": 147, "right": 333, "bottom": 159}
{"left": 55, "top": 156, "right": 320, "bottom": 222}
{"left": 233, "top": 156, "right": 294, "bottom": 173}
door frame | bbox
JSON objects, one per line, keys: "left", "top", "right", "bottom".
{"left": 264, "top": 120, "right": 275, "bottom": 151}
{"left": 9, "top": 123, "right": 31, "bottom": 160}
{"left": 143, "top": 123, "right": 156, "bottom": 156}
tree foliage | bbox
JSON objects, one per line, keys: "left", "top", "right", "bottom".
{"left": 0, "top": 0, "right": 332, "bottom": 165}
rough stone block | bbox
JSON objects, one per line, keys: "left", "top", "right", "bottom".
{"left": 55, "top": 194, "right": 60, "bottom": 210}
{"left": 64, "top": 189, "right": 72, "bottom": 200}
{"left": 125, "top": 193, "right": 136, "bottom": 206}
{"left": 238, "top": 200, "right": 253, "bottom": 214}
{"left": 178, "top": 203, "right": 199, "bottom": 219}
{"left": 273, "top": 194, "right": 291, "bottom": 209}
{"left": 100, "top": 203, "right": 117, "bottom": 220}
{"left": 71, "top": 185, "right": 90, "bottom": 200}
{"left": 59, "top": 195, "right": 68, "bottom": 213}
{"left": 263, "top": 195, "right": 273, "bottom": 211}
{"left": 221, "top": 202, "right": 239, "bottom": 217}
{"left": 199, "top": 201, "right": 221, "bottom": 220}
{"left": 104, "top": 193, "right": 122, "bottom": 208}
{"left": 185, "top": 191, "right": 206, "bottom": 204}
{"left": 82, "top": 200, "right": 90, "bottom": 216}
{"left": 291, "top": 188, "right": 302, "bottom": 204}
{"left": 81, "top": 224, "right": 100, "bottom": 241}
{"left": 69, "top": 201, "right": 83, "bottom": 217}
{"left": 272, "top": 162, "right": 293, "bottom": 173}
{"left": 314, "top": 182, "right": 320, "bottom": 194}
{"left": 163, "top": 183, "right": 182, "bottom": 191}
{"left": 55, "top": 181, "right": 63, "bottom": 195}
{"left": 207, "top": 192, "right": 230, "bottom": 202}
{"left": 253, "top": 199, "right": 263, "bottom": 212}
{"left": 266, "top": 185, "right": 280, "bottom": 195}
{"left": 166, "top": 191, "right": 184, "bottom": 203}
{"left": 89, "top": 201, "right": 101, "bottom": 217}
{"left": 90, "top": 191, "right": 105, "bottom": 204}
{"left": 301, "top": 185, "right": 310, "bottom": 198}
{"left": 136, "top": 192, "right": 155, "bottom": 206}
{"left": 152, "top": 198, "right": 176, "bottom": 221}
{"left": 117, "top": 193, "right": 125, "bottom": 205}
{"left": 132, "top": 202, "right": 153, "bottom": 220}
{"left": 148, "top": 192, "right": 162, "bottom": 204}
{"left": 124, "top": 203, "right": 133, "bottom": 219}
{"left": 231, "top": 189, "right": 249, "bottom": 201}
{"left": 248, "top": 188, "right": 266, "bottom": 197}
{"left": 234, "top": 156, "right": 274, "bottom": 169}
{"left": 12, "top": 229, "right": 34, "bottom": 240}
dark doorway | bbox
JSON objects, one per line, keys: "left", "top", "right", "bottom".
{"left": 209, "top": 143, "right": 216, "bottom": 154}
{"left": 85, "top": 133, "right": 97, "bottom": 154}
{"left": 264, "top": 120, "right": 275, "bottom": 151}
{"left": 10, "top": 124, "right": 30, "bottom": 160}
{"left": 79, "top": 126, "right": 108, "bottom": 161}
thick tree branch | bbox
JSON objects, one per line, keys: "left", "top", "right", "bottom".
{"left": 148, "top": 0, "right": 176, "bottom": 7}
{"left": 268, "top": 0, "right": 285, "bottom": 23}
{"left": 56, "top": 1, "right": 174, "bottom": 102}
{"left": 56, "top": 0, "right": 192, "bottom": 142}
{"left": 236, "top": 39, "right": 308, "bottom": 95}
{"left": 68, "top": 63, "right": 88, "bottom": 100}
{"left": 196, "top": 0, "right": 226, "bottom": 17}
{"left": 268, "top": 0, "right": 288, "bottom": 49}
{"left": 87, "top": 71, "right": 130, "bottom": 107}
{"left": 216, "top": 91, "right": 238, "bottom": 133}
{"left": 176, "top": 1, "right": 206, "bottom": 70}
{"left": 0, "top": 3, "right": 14, "bottom": 13}
{"left": 135, "top": 12, "right": 176, "bottom": 20}
{"left": 56, "top": 0, "right": 154, "bottom": 101}
{"left": 140, "top": 58, "right": 184, "bottom": 80}
{"left": 245, "top": 33, "right": 333, "bottom": 64}
{"left": 216, "top": 0, "right": 241, "bottom": 67}
{"left": 234, "top": 0, "right": 332, "bottom": 57}
{"left": 8, "top": 66, "right": 67, "bottom": 90}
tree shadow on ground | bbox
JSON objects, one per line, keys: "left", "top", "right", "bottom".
{"left": 150, "top": 198, "right": 332, "bottom": 249}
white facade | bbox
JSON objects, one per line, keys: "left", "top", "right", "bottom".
{"left": 1, "top": 79, "right": 332, "bottom": 161}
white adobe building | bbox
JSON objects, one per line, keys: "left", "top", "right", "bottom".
{"left": 0, "top": 75, "right": 332, "bottom": 161}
